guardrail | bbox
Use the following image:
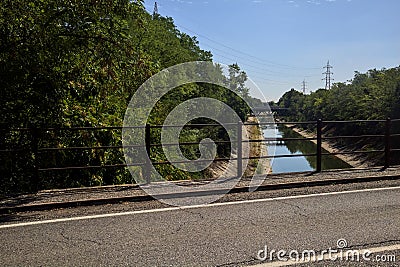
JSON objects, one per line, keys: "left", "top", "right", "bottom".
{"left": 1, "top": 119, "right": 399, "bottom": 188}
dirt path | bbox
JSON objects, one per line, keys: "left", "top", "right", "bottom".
{"left": 206, "top": 117, "right": 270, "bottom": 179}
{"left": 244, "top": 116, "right": 270, "bottom": 176}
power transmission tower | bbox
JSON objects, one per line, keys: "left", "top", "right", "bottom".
{"left": 301, "top": 79, "right": 307, "bottom": 94}
{"left": 322, "top": 60, "right": 334, "bottom": 90}
{"left": 153, "top": 2, "right": 159, "bottom": 17}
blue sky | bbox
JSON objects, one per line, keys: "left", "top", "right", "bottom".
{"left": 144, "top": 0, "right": 400, "bottom": 101}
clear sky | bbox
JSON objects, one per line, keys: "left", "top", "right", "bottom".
{"left": 143, "top": 0, "right": 400, "bottom": 101}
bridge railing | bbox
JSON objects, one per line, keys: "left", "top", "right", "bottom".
{"left": 1, "top": 119, "right": 399, "bottom": 190}
{"left": 247, "top": 118, "right": 398, "bottom": 173}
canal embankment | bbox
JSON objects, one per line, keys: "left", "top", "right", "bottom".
{"left": 206, "top": 116, "right": 270, "bottom": 179}
{"left": 287, "top": 125, "right": 371, "bottom": 168}
{"left": 243, "top": 116, "right": 270, "bottom": 176}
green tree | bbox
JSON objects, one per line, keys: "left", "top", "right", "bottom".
{"left": 277, "top": 66, "right": 400, "bottom": 165}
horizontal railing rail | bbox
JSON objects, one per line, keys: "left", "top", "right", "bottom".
{"left": 1, "top": 119, "right": 398, "bottom": 187}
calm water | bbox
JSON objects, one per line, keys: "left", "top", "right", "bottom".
{"left": 263, "top": 126, "right": 352, "bottom": 173}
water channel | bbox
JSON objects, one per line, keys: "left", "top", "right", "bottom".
{"left": 263, "top": 126, "right": 352, "bottom": 173}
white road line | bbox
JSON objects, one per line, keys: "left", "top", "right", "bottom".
{"left": 1, "top": 186, "right": 400, "bottom": 229}
{"left": 253, "top": 244, "right": 400, "bottom": 267}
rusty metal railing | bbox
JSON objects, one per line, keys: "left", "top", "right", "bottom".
{"left": 1, "top": 119, "right": 398, "bottom": 188}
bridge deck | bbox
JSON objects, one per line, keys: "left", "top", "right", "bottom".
{"left": 1, "top": 166, "right": 399, "bottom": 212}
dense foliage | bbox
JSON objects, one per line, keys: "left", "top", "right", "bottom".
{"left": 277, "top": 67, "right": 400, "bottom": 164}
{"left": 0, "top": 0, "right": 253, "bottom": 194}
{"left": 278, "top": 67, "right": 400, "bottom": 122}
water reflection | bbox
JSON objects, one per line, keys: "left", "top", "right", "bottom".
{"left": 264, "top": 126, "right": 352, "bottom": 173}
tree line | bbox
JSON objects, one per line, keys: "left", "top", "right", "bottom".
{"left": 0, "top": 0, "right": 255, "bottom": 194}
{"left": 276, "top": 66, "right": 400, "bottom": 165}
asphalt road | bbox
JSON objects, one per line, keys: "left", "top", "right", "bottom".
{"left": 1, "top": 186, "right": 399, "bottom": 266}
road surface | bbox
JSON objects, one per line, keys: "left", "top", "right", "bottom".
{"left": 1, "top": 185, "right": 399, "bottom": 266}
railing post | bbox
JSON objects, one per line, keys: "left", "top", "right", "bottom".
{"left": 316, "top": 119, "right": 322, "bottom": 173}
{"left": 31, "top": 127, "right": 40, "bottom": 191}
{"left": 384, "top": 117, "right": 391, "bottom": 169}
{"left": 237, "top": 120, "right": 243, "bottom": 179}
{"left": 144, "top": 124, "right": 151, "bottom": 184}
{"left": 0, "top": 124, "right": 5, "bottom": 148}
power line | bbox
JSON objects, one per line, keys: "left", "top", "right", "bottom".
{"left": 211, "top": 51, "right": 319, "bottom": 79}
{"left": 202, "top": 43, "right": 296, "bottom": 75}
{"left": 143, "top": 4, "right": 322, "bottom": 90}
{"left": 322, "top": 60, "right": 334, "bottom": 90}
{"left": 143, "top": 5, "right": 321, "bottom": 75}
{"left": 175, "top": 23, "right": 321, "bottom": 71}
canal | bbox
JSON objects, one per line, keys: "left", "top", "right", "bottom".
{"left": 263, "top": 126, "right": 352, "bottom": 173}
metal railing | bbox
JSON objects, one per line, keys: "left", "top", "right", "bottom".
{"left": 1, "top": 119, "right": 399, "bottom": 187}
{"left": 251, "top": 118, "right": 398, "bottom": 172}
